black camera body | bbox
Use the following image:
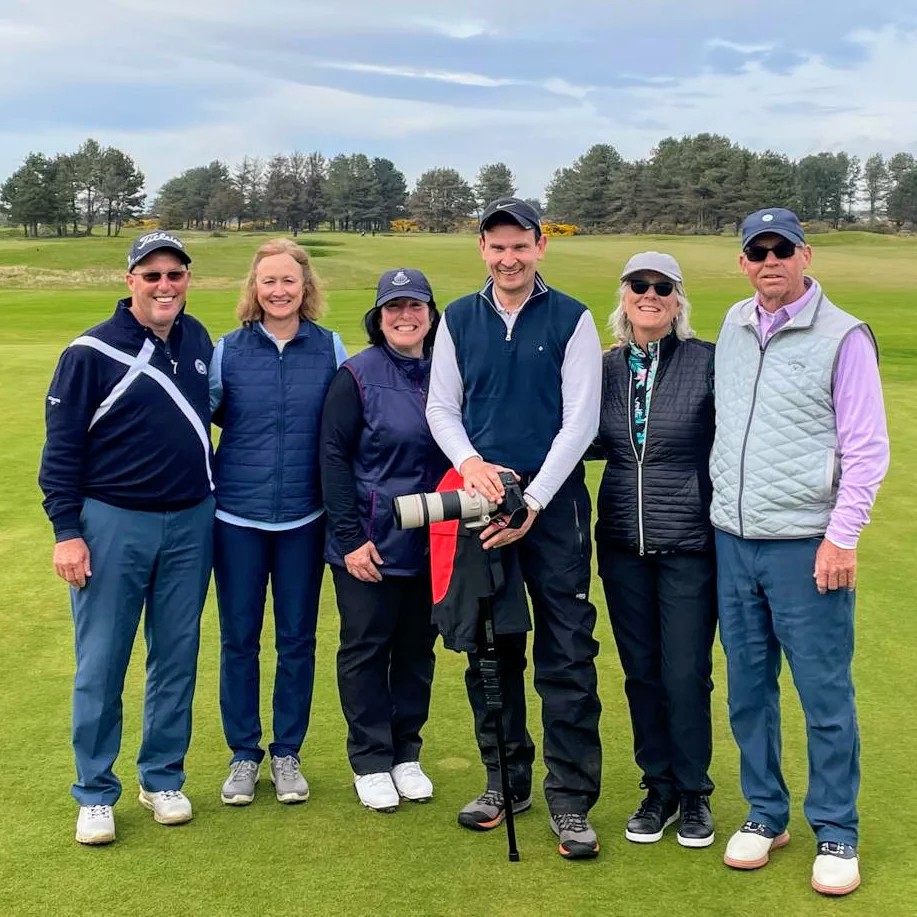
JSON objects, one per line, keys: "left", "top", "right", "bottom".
{"left": 494, "top": 471, "right": 528, "bottom": 530}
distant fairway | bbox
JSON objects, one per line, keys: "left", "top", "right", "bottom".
{"left": 0, "top": 229, "right": 914, "bottom": 916}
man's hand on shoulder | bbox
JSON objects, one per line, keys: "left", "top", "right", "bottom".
{"left": 459, "top": 456, "right": 513, "bottom": 504}
{"left": 54, "top": 537, "right": 91, "bottom": 589}
{"left": 814, "top": 538, "right": 857, "bottom": 594}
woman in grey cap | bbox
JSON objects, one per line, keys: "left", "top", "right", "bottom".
{"left": 320, "top": 268, "right": 448, "bottom": 813}
{"left": 592, "top": 252, "right": 717, "bottom": 848}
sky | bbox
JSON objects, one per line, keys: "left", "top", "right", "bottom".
{"left": 2, "top": 0, "right": 917, "bottom": 200}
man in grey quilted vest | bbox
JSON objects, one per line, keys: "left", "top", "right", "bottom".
{"left": 710, "top": 208, "right": 889, "bottom": 897}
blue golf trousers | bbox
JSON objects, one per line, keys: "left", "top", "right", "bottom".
{"left": 213, "top": 517, "right": 325, "bottom": 763}
{"left": 70, "top": 496, "right": 214, "bottom": 806}
{"left": 715, "top": 530, "right": 859, "bottom": 845}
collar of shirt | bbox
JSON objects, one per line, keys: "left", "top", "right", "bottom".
{"left": 756, "top": 276, "right": 817, "bottom": 342}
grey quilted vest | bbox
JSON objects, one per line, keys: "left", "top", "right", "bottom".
{"left": 710, "top": 281, "right": 875, "bottom": 539}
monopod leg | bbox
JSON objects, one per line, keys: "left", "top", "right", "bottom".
{"left": 479, "top": 596, "right": 520, "bottom": 862}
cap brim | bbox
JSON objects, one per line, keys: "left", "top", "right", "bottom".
{"left": 621, "top": 267, "right": 682, "bottom": 283}
{"left": 744, "top": 228, "right": 805, "bottom": 247}
{"left": 480, "top": 213, "right": 537, "bottom": 233}
{"left": 375, "top": 289, "right": 432, "bottom": 308}
{"left": 129, "top": 243, "right": 191, "bottom": 270}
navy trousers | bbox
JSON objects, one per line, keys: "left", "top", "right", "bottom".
{"left": 716, "top": 531, "right": 859, "bottom": 845}
{"left": 70, "top": 496, "right": 214, "bottom": 805}
{"left": 465, "top": 470, "right": 602, "bottom": 814}
{"left": 332, "top": 567, "right": 437, "bottom": 775}
{"left": 599, "top": 547, "right": 717, "bottom": 799}
{"left": 214, "top": 517, "right": 325, "bottom": 763}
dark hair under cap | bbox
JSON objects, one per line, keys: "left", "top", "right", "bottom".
{"left": 363, "top": 298, "right": 440, "bottom": 351}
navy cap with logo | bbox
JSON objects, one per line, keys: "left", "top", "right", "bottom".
{"left": 741, "top": 208, "right": 806, "bottom": 248}
{"left": 479, "top": 197, "right": 542, "bottom": 235}
{"left": 375, "top": 268, "right": 433, "bottom": 308}
{"left": 127, "top": 231, "right": 192, "bottom": 271}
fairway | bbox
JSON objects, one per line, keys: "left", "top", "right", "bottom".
{"left": 0, "top": 229, "right": 914, "bottom": 916}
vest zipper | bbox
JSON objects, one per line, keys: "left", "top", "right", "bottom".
{"left": 626, "top": 373, "right": 648, "bottom": 556}
{"left": 275, "top": 349, "right": 285, "bottom": 516}
{"left": 737, "top": 339, "right": 769, "bottom": 538}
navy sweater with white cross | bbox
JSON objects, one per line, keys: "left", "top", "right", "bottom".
{"left": 445, "top": 281, "right": 586, "bottom": 474}
{"left": 39, "top": 299, "right": 213, "bottom": 541}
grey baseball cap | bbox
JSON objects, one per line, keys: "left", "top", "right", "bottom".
{"left": 127, "top": 231, "right": 191, "bottom": 271}
{"left": 375, "top": 268, "right": 433, "bottom": 308}
{"left": 741, "top": 208, "right": 806, "bottom": 247}
{"left": 479, "top": 197, "right": 542, "bottom": 234}
{"left": 620, "top": 251, "right": 683, "bottom": 283}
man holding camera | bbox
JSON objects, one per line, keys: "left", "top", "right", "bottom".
{"left": 426, "top": 198, "right": 603, "bottom": 859}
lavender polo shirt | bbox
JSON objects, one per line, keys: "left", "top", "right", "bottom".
{"left": 756, "top": 278, "right": 890, "bottom": 548}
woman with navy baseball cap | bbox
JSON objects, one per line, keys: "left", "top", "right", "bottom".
{"left": 321, "top": 268, "right": 447, "bottom": 812}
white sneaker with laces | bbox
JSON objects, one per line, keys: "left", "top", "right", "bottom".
{"left": 391, "top": 761, "right": 433, "bottom": 802}
{"left": 354, "top": 772, "right": 400, "bottom": 812}
{"left": 76, "top": 804, "right": 115, "bottom": 845}
{"left": 724, "top": 821, "right": 790, "bottom": 869}
{"left": 138, "top": 788, "right": 193, "bottom": 825}
{"left": 812, "top": 842, "right": 860, "bottom": 896}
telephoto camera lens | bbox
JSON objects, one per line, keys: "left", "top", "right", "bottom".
{"left": 393, "top": 489, "right": 499, "bottom": 529}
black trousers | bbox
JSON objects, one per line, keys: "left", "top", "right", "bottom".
{"left": 332, "top": 566, "right": 437, "bottom": 775}
{"left": 465, "top": 470, "right": 602, "bottom": 814}
{"left": 598, "top": 547, "right": 717, "bottom": 798}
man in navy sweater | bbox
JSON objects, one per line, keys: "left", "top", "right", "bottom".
{"left": 427, "top": 198, "right": 603, "bottom": 858}
{"left": 39, "top": 232, "right": 215, "bottom": 845}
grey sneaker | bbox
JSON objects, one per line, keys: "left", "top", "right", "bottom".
{"left": 221, "top": 759, "right": 260, "bottom": 805}
{"left": 270, "top": 755, "right": 310, "bottom": 803}
{"left": 550, "top": 812, "right": 600, "bottom": 859}
{"left": 457, "top": 789, "right": 532, "bottom": 831}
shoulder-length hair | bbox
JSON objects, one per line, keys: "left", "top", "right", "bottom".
{"left": 608, "top": 280, "right": 696, "bottom": 344}
{"left": 237, "top": 238, "right": 325, "bottom": 324}
{"left": 363, "top": 299, "right": 441, "bottom": 353}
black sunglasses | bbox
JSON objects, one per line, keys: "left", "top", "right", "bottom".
{"left": 629, "top": 279, "right": 674, "bottom": 297}
{"left": 131, "top": 270, "right": 189, "bottom": 283}
{"left": 744, "top": 240, "right": 798, "bottom": 262}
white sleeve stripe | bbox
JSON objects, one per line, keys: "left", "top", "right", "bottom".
{"left": 70, "top": 335, "right": 214, "bottom": 490}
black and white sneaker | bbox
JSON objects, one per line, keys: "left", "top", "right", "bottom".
{"left": 625, "top": 788, "right": 678, "bottom": 843}
{"left": 676, "top": 793, "right": 715, "bottom": 848}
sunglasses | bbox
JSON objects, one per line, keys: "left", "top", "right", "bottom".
{"left": 744, "top": 240, "right": 798, "bottom": 262}
{"left": 131, "top": 270, "right": 189, "bottom": 283}
{"left": 629, "top": 279, "right": 674, "bottom": 297}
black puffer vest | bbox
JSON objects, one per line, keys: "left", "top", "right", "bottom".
{"left": 595, "top": 333, "right": 715, "bottom": 554}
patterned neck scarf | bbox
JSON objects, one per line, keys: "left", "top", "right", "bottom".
{"left": 628, "top": 338, "right": 660, "bottom": 451}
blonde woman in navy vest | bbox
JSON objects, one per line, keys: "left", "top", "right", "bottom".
{"left": 209, "top": 239, "right": 346, "bottom": 807}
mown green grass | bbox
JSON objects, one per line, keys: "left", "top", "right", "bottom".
{"left": 0, "top": 230, "right": 915, "bottom": 916}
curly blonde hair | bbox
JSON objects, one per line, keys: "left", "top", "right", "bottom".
{"left": 237, "top": 238, "right": 325, "bottom": 323}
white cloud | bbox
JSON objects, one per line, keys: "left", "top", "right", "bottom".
{"left": 705, "top": 38, "right": 774, "bottom": 54}
{"left": 1, "top": 6, "right": 916, "bottom": 201}
{"left": 411, "top": 17, "right": 493, "bottom": 39}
